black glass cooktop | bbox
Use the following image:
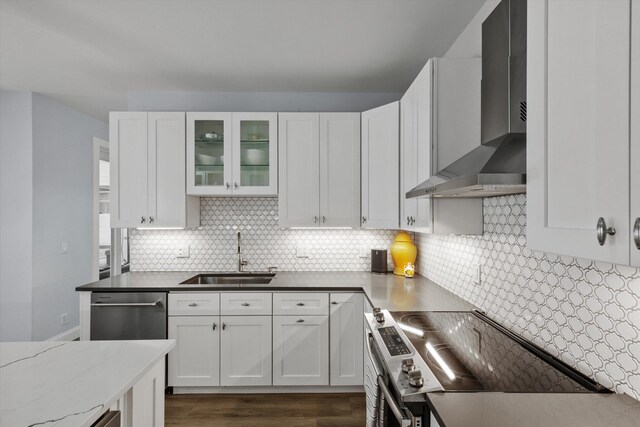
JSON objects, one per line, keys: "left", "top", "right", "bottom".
{"left": 390, "top": 311, "right": 604, "bottom": 393}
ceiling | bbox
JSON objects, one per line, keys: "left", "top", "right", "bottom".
{"left": 0, "top": 0, "right": 483, "bottom": 121}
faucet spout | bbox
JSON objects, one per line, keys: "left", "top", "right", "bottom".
{"left": 237, "top": 231, "right": 248, "bottom": 272}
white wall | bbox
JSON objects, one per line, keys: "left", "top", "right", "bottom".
{"left": 30, "top": 94, "right": 108, "bottom": 341}
{"left": 0, "top": 91, "right": 34, "bottom": 341}
{"left": 0, "top": 91, "right": 107, "bottom": 341}
{"left": 444, "top": 0, "right": 500, "bottom": 57}
{"left": 128, "top": 91, "right": 401, "bottom": 113}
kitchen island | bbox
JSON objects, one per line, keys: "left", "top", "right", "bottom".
{"left": 0, "top": 339, "right": 174, "bottom": 427}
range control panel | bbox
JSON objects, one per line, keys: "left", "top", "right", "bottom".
{"left": 379, "top": 326, "right": 411, "bottom": 356}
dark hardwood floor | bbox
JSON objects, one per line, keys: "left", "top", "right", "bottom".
{"left": 165, "top": 393, "right": 365, "bottom": 427}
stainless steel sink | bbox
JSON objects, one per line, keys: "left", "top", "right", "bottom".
{"left": 180, "top": 273, "right": 275, "bottom": 285}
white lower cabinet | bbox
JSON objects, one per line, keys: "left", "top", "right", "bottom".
{"left": 168, "top": 316, "right": 220, "bottom": 386}
{"left": 329, "top": 293, "right": 364, "bottom": 386}
{"left": 220, "top": 315, "right": 272, "bottom": 386}
{"left": 273, "top": 315, "right": 329, "bottom": 385}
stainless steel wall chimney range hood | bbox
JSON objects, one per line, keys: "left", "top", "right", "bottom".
{"left": 407, "top": 0, "right": 527, "bottom": 199}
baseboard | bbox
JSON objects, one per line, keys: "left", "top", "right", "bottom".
{"left": 172, "top": 385, "right": 365, "bottom": 395}
{"left": 47, "top": 326, "right": 80, "bottom": 341}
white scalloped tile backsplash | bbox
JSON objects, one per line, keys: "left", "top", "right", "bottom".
{"left": 415, "top": 194, "right": 640, "bottom": 399}
{"left": 130, "top": 197, "right": 396, "bottom": 272}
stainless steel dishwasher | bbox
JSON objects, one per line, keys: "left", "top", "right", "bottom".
{"left": 90, "top": 292, "right": 167, "bottom": 340}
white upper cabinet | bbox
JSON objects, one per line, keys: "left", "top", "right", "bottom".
{"left": 362, "top": 102, "right": 400, "bottom": 229}
{"left": 187, "top": 112, "right": 277, "bottom": 196}
{"left": 528, "top": 0, "right": 632, "bottom": 264}
{"left": 279, "top": 113, "right": 360, "bottom": 228}
{"left": 400, "top": 58, "right": 483, "bottom": 235}
{"left": 110, "top": 112, "right": 199, "bottom": 229}
{"left": 632, "top": 0, "right": 640, "bottom": 267}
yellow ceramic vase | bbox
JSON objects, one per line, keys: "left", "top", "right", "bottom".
{"left": 389, "top": 231, "right": 417, "bottom": 276}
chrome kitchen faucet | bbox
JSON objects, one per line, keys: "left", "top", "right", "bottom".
{"left": 237, "top": 231, "right": 248, "bottom": 272}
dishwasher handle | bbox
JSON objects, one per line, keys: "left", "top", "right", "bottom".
{"left": 91, "top": 300, "right": 163, "bottom": 307}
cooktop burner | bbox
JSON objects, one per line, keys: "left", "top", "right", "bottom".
{"left": 390, "top": 311, "right": 593, "bottom": 392}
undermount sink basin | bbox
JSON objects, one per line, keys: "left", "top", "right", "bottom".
{"left": 180, "top": 273, "right": 275, "bottom": 285}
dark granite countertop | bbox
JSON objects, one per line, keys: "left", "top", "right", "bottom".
{"left": 426, "top": 392, "right": 640, "bottom": 427}
{"left": 76, "top": 271, "right": 477, "bottom": 312}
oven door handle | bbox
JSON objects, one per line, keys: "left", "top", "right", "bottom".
{"left": 366, "top": 333, "right": 384, "bottom": 375}
{"left": 378, "top": 375, "right": 412, "bottom": 427}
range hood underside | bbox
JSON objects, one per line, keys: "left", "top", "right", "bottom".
{"left": 406, "top": 174, "right": 526, "bottom": 198}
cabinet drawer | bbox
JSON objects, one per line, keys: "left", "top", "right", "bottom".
{"left": 273, "top": 292, "right": 329, "bottom": 315}
{"left": 220, "top": 293, "right": 272, "bottom": 315}
{"left": 168, "top": 293, "right": 220, "bottom": 316}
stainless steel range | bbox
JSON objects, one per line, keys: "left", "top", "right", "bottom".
{"left": 364, "top": 309, "right": 609, "bottom": 427}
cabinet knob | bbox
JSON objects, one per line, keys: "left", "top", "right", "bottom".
{"left": 188, "top": 303, "right": 198, "bottom": 307}
{"left": 226, "top": 182, "right": 230, "bottom": 190}
{"left": 241, "top": 302, "right": 250, "bottom": 307}
{"left": 140, "top": 216, "right": 146, "bottom": 224}
{"left": 634, "top": 218, "right": 640, "bottom": 250}
{"left": 314, "top": 216, "right": 318, "bottom": 224}
{"left": 596, "top": 217, "right": 616, "bottom": 246}
{"left": 362, "top": 216, "right": 367, "bottom": 224}
{"left": 234, "top": 182, "right": 239, "bottom": 189}
{"left": 331, "top": 301, "right": 339, "bottom": 305}
{"left": 410, "top": 216, "right": 415, "bottom": 225}
{"left": 212, "top": 323, "right": 217, "bottom": 331}
{"left": 322, "top": 216, "right": 326, "bottom": 223}
{"left": 296, "top": 302, "right": 305, "bottom": 306}
{"left": 296, "top": 319, "right": 304, "bottom": 323}
{"left": 222, "top": 323, "right": 227, "bottom": 330}
{"left": 149, "top": 216, "right": 154, "bottom": 223}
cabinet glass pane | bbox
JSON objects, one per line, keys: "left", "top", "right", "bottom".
{"left": 194, "top": 120, "right": 225, "bottom": 187}
{"left": 240, "top": 120, "right": 270, "bottom": 187}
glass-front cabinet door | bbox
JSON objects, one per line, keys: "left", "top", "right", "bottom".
{"left": 187, "top": 112, "right": 233, "bottom": 195}
{"left": 232, "top": 113, "right": 278, "bottom": 195}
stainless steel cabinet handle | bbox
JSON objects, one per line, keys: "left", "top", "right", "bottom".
{"left": 322, "top": 216, "right": 326, "bottom": 223}
{"left": 634, "top": 218, "right": 640, "bottom": 250}
{"left": 314, "top": 216, "right": 318, "bottom": 224}
{"left": 140, "top": 216, "right": 146, "bottom": 224}
{"left": 91, "top": 300, "right": 161, "bottom": 307}
{"left": 226, "top": 182, "right": 230, "bottom": 190}
{"left": 331, "top": 301, "right": 339, "bottom": 305}
{"left": 296, "top": 302, "right": 305, "bottom": 306}
{"left": 149, "top": 216, "right": 154, "bottom": 223}
{"left": 411, "top": 216, "right": 415, "bottom": 225}
{"left": 212, "top": 323, "right": 217, "bottom": 331}
{"left": 241, "top": 302, "right": 250, "bottom": 307}
{"left": 406, "top": 216, "right": 410, "bottom": 225}
{"left": 188, "top": 303, "right": 198, "bottom": 307}
{"left": 234, "top": 182, "right": 239, "bottom": 189}
{"left": 597, "top": 217, "right": 616, "bottom": 246}
{"left": 296, "top": 319, "right": 304, "bottom": 323}
{"left": 362, "top": 216, "right": 367, "bottom": 224}
{"left": 222, "top": 323, "right": 227, "bottom": 330}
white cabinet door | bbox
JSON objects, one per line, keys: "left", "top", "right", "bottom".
{"left": 232, "top": 112, "right": 278, "bottom": 196}
{"left": 168, "top": 316, "right": 220, "bottom": 387}
{"left": 400, "top": 81, "right": 418, "bottom": 230}
{"left": 273, "top": 315, "right": 329, "bottom": 386}
{"left": 220, "top": 316, "right": 272, "bottom": 386}
{"left": 329, "top": 293, "right": 364, "bottom": 386}
{"left": 362, "top": 102, "right": 399, "bottom": 229}
{"left": 147, "top": 112, "right": 189, "bottom": 228}
{"left": 320, "top": 113, "right": 361, "bottom": 228}
{"left": 187, "top": 112, "right": 233, "bottom": 196}
{"left": 110, "top": 112, "right": 148, "bottom": 228}
{"left": 278, "top": 113, "right": 320, "bottom": 227}
{"left": 528, "top": 0, "right": 631, "bottom": 264}
{"left": 632, "top": 0, "right": 640, "bottom": 267}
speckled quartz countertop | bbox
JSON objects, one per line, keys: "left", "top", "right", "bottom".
{"left": 75, "top": 271, "right": 478, "bottom": 312}
{"left": 0, "top": 340, "right": 174, "bottom": 427}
